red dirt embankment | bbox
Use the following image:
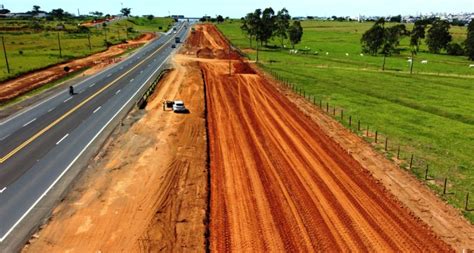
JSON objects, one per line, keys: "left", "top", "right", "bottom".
{"left": 192, "top": 24, "right": 454, "bottom": 251}
{"left": 0, "top": 33, "right": 155, "bottom": 103}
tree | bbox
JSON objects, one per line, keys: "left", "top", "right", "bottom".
{"left": 381, "top": 24, "right": 407, "bottom": 56}
{"left": 50, "top": 8, "right": 65, "bottom": 20}
{"left": 216, "top": 15, "right": 224, "bottom": 23}
{"left": 120, "top": 8, "right": 131, "bottom": 17}
{"left": 147, "top": 14, "right": 154, "bottom": 21}
{"left": 389, "top": 15, "right": 402, "bottom": 23}
{"left": 0, "top": 8, "right": 10, "bottom": 14}
{"left": 274, "top": 8, "right": 291, "bottom": 47}
{"left": 410, "top": 20, "right": 426, "bottom": 52}
{"left": 446, "top": 43, "right": 465, "bottom": 56}
{"left": 426, "top": 20, "right": 452, "bottom": 53}
{"left": 241, "top": 10, "right": 262, "bottom": 48}
{"left": 465, "top": 19, "right": 474, "bottom": 60}
{"left": 90, "top": 11, "right": 103, "bottom": 18}
{"left": 260, "top": 8, "right": 276, "bottom": 46}
{"left": 32, "top": 5, "right": 41, "bottom": 15}
{"left": 381, "top": 24, "right": 407, "bottom": 70}
{"left": 288, "top": 21, "right": 303, "bottom": 48}
{"left": 361, "top": 18, "right": 385, "bottom": 55}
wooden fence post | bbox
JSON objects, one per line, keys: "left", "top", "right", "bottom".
{"left": 349, "top": 116, "right": 352, "bottom": 127}
{"left": 358, "top": 120, "right": 360, "bottom": 131}
{"left": 397, "top": 145, "right": 400, "bottom": 159}
{"left": 366, "top": 125, "right": 369, "bottom": 137}
{"left": 375, "top": 131, "right": 378, "bottom": 143}
{"left": 443, "top": 178, "right": 448, "bottom": 194}
{"left": 466, "top": 193, "right": 470, "bottom": 211}
{"left": 333, "top": 106, "right": 336, "bottom": 116}
{"left": 409, "top": 154, "right": 414, "bottom": 169}
{"left": 384, "top": 137, "right": 388, "bottom": 151}
{"left": 425, "top": 165, "right": 429, "bottom": 180}
{"left": 313, "top": 96, "right": 316, "bottom": 105}
{"left": 326, "top": 103, "right": 329, "bottom": 113}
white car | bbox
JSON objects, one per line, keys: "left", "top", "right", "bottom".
{"left": 172, "top": 100, "right": 186, "bottom": 112}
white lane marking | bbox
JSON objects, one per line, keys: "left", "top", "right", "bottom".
{"left": 0, "top": 40, "right": 177, "bottom": 243}
{"left": 115, "top": 89, "right": 121, "bottom": 95}
{"left": 0, "top": 134, "right": 11, "bottom": 141}
{"left": 93, "top": 106, "right": 102, "bottom": 114}
{"left": 64, "top": 97, "right": 73, "bottom": 103}
{"left": 129, "top": 79, "right": 134, "bottom": 83}
{"left": 56, "top": 134, "right": 69, "bottom": 145}
{"left": 107, "top": 73, "right": 112, "bottom": 77}
{"left": 23, "top": 118, "right": 37, "bottom": 127}
{"left": 0, "top": 187, "right": 6, "bottom": 193}
{"left": 140, "top": 70, "right": 143, "bottom": 74}
{"left": 48, "top": 107, "right": 55, "bottom": 112}
{"left": 89, "top": 83, "right": 96, "bottom": 88}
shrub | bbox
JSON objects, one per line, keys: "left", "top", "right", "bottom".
{"left": 446, "top": 42, "right": 465, "bottom": 56}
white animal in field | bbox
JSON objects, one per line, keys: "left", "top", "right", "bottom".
{"left": 326, "top": 52, "right": 329, "bottom": 55}
{"left": 469, "top": 64, "right": 474, "bottom": 68}
{"left": 289, "top": 49, "right": 298, "bottom": 54}
{"left": 345, "top": 53, "right": 349, "bottom": 56}
{"left": 407, "top": 59, "right": 412, "bottom": 62}
{"left": 360, "top": 53, "right": 364, "bottom": 56}
{"left": 421, "top": 60, "right": 428, "bottom": 64}
{"left": 283, "top": 45, "right": 287, "bottom": 48}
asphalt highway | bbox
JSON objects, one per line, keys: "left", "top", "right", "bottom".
{"left": 0, "top": 21, "right": 190, "bottom": 250}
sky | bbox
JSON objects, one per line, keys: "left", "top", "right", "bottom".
{"left": 2, "top": 0, "right": 474, "bottom": 18}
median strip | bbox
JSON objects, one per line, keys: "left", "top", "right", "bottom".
{"left": 0, "top": 187, "right": 6, "bottom": 193}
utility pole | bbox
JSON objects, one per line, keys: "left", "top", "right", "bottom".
{"left": 228, "top": 45, "right": 232, "bottom": 76}
{"left": 410, "top": 50, "right": 415, "bottom": 74}
{"left": 87, "top": 32, "right": 92, "bottom": 51}
{"left": 256, "top": 41, "right": 259, "bottom": 63}
{"left": 57, "top": 32, "right": 62, "bottom": 58}
{"left": 1, "top": 36, "right": 10, "bottom": 74}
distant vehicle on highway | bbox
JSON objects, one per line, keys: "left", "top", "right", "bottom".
{"left": 175, "top": 36, "right": 181, "bottom": 43}
{"left": 172, "top": 100, "right": 186, "bottom": 112}
{"left": 171, "top": 44, "right": 176, "bottom": 48}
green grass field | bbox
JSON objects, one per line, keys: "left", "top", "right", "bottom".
{"left": 0, "top": 17, "right": 174, "bottom": 81}
{"left": 218, "top": 20, "right": 474, "bottom": 222}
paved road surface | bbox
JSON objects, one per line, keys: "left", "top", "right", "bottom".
{"left": 0, "top": 22, "right": 190, "bottom": 251}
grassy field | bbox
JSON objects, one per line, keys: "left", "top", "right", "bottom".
{"left": 218, "top": 20, "right": 474, "bottom": 222}
{"left": 0, "top": 17, "right": 174, "bottom": 81}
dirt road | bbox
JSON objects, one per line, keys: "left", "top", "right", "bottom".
{"left": 188, "top": 24, "right": 453, "bottom": 251}
{"left": 0, "top": 33, "right": 155, "bottom": 103}
{"left": 24, "top": 55, "right": 207, "bottom": 252}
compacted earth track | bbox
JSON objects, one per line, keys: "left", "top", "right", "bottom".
{"left": 194, "top": 24, "right": 453, "bottom": 252}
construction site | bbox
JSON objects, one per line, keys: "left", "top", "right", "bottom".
{"left": 21, "top": 24, "right": 474, "bottom": 252}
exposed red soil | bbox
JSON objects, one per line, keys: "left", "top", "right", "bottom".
{"left": 192, "top": 24, "right": 455, "bottom": 251}
{"left": 0, "top": 33, "right": 155, "bottom": 103}
{"left": 23, "top": 54, "right": 207, "bottom": 252}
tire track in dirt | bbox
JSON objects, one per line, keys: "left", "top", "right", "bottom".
{"left": 192, "top": 24, "right": 453, "bottom": 252}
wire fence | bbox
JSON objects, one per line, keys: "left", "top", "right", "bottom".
{"left": 265, "top": 68, "right": 473, "bottom": 212}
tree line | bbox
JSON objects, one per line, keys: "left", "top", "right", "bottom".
{"left": 240, "top": 8, "right": 303, "bottom": 49}
{"left": 361, "top": 18, "right": 474, "bottom": 61}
